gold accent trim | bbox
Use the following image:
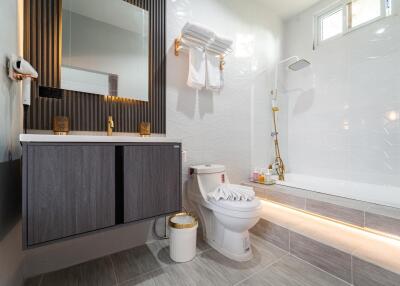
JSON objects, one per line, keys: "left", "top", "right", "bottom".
{"left": 53, "top": 131, "right": 68, "bottom": 136}
{"left": 169, "top": 212, "right": 198, "bottom": 229}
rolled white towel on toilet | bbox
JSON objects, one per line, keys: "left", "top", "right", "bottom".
{"left": 208, "top": 184, "right": 255, "bottom": 201}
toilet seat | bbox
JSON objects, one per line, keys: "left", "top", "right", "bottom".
{"left": 209, "top": 198, "right": 261, "bottom": 212}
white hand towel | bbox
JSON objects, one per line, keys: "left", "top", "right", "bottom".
{"left": 206, "top": 52, "right": 222, "bottom": 92}
{"left": 207, "top": 184, "right": 255, "bottom": 201}
{"left": 187, "top": 47, "right": 206, "bottom": 90}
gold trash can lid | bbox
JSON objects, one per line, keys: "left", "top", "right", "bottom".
{"left": 169, "top": 212, "right": 198, "bottom": 229}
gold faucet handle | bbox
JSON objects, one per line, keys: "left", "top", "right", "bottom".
{"left": 108, "top": 116, "right": 114, "bottom": 128}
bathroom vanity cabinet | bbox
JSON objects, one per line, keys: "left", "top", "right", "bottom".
{"left": 21, "top": 135, "right": 182, "bottom": 248}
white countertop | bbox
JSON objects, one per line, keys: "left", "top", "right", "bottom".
{"left": 20, "top": 134, "right": 181, "bottom": 143}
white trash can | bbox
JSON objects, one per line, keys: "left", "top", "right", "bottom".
{"left": 169, "top": 212, "right": 198, "bottom": 263}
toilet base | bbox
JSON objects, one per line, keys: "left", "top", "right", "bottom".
{"left": 205, "top": 229, "right": 253, "bottom": 262}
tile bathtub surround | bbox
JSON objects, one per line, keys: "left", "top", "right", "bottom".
{"left": 251, "top": 219, "right": 290, "bottom": 251}
{"left": 251, "top": 200, "right": 400, "bottom": 285}
{"left": 352, "top": 257, "right": 400, "bottom": 286}
{"left": 289, "top": 232, "right": 352, "bottom": 283}
{"left": 364, "top": 205, "right": 400, "bottom": 238}
{"left": 244, "top": 182, "right": 400, "bottom": 238}
{"left": 24, "top": 234, "right": 350, "bottom": 286}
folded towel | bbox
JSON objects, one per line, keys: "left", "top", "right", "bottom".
{"left": 207, "top": 34, "right": 233, "bottom": 53}
{"left": 187, "top": 47, "right": 206, "bottom": 90}
{"left": 213, "top": 35, "right": 233, "bottom": 48}
{"left": 182, "top": 31, "right": 214, "bottom": 43}
{"left": 206, "top": 51, "right": 223, "bottom": 92}
{"left": 207, "top": 184, "right": 255, "bottom": 201}
{"left": 181, "top": 36, "right": 212, "bottom": 48}
{"left": 182, "top": 22, "right": 215, "bottom": 42}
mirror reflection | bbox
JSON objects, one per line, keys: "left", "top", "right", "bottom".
{"left": 62, "top": 0, "right": 149, "bottom": 101}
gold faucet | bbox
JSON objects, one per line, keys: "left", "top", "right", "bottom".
{"left": 107, "top": 116, "right": 114, "bottom": 136}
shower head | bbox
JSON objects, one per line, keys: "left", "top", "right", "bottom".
{"left": 288, "top": 59, "right": 311, "bottom": 71}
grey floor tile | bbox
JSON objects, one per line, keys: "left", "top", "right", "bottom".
{"left": 24, "top": 276, "right": 42, "bottom": 286}
{"left": 111, "top": 244, "right": 162, "bottom": 284}
{"left": 40, "top": 264, "right": 82, "bottom": 286}
{"left": 41, "top": 257, "right": 116, "bottom": 286}
{"left": 290, "top": 232, "right": 352, "bottom": 283}
{"left": 353, "top": 257, "right": 400, "bottom": 286}
{"left": 251, "top": 219, "right": 290, "bottom": 251}
{"left": 238, "top": 255, "right": 349, "bottom": 286}
{"left": 197, "top": 235, "right": 287, "bottom": 285}
{"left": 305, "top": 199, "right": 365, "bottom": 227}
{"left": 121, "top": 256, "right": 230, "bottom": 286}
{"left": 80, "top": 256, "right": 116, "bottom": 286}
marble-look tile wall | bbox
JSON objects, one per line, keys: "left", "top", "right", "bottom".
{"left": 166, "top": 0, "right": 283, "bottom": 183}
{"left": 281, "top": 0, "right": 400, "bottom": 199}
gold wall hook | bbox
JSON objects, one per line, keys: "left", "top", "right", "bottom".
{"left": 220, "top": 56, "right": 225, "bottom": 71}
{"left": 175, "top": 37, "right": 182, "bottom": 56}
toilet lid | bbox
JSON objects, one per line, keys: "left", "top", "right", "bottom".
{"left": 210, "top": 197, "right": 261, "bottom": 211}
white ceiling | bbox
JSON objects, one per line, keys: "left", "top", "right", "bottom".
{"left": 256, "top": 0, "right": 321, "bottom": 20}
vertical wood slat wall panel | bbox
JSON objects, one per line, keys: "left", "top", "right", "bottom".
{"left": 24, "top": 0, "right": 166, "bottom": 134}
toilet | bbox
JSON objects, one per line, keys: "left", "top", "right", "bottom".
{"left": 188, "top": 164, "right": 261, "bottom": 262}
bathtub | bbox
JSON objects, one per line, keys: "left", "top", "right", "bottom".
{"left": 277, "top": 173, "right": 400, "bottom": 209}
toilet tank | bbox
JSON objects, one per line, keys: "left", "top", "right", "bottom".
{"left": 189, "top": 165, "right": 229, "bottom": 200}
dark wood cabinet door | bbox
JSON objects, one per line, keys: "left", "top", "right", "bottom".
{"left": 124, "top": 144, "right": 181, "bottom": 223}
{"left": 26, "top": 145, "right": 115, "bottom": 246}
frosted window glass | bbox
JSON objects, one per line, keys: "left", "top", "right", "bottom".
{"left": 350, "top": 0, "right": 381, "bottom": 28}
{"left": 321, "top": 9, "right": 343, "bottom": 41}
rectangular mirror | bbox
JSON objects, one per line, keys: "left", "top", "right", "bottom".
{"left": 62, "top": 0, "right": 149, "bottom": 101}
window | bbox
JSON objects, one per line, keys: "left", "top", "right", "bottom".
{"left": 349, "top": 0, "right": 382, "bottom": 28}
{"left": 316, "top": 0, "right": 391, "bottom": 44}
{"left": 321, "top": 8, "right": 344, "bottom": 41}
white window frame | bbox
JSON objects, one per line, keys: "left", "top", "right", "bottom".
{"left": 314, "top": 0, "right": 392, "bottom": 47}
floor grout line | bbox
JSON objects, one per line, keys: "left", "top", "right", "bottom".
{"left": 37, "top": 274, "right": 44, "bottom": 286}
{"left": 232, "top": 253, "right": 290, "bottom": 286}
{"left": 108, "top": 255, "right": 119, "bottom": 286}
{"left": 115, "top": 265, "right": 169, "bottom": 286}
{"left": 288, "top": 253, "right": 353, "bottom": 286}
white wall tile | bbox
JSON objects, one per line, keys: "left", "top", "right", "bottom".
{"left": 283, "top": 0, "right": 400, "bottom": 191}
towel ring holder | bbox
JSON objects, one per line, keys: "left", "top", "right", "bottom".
{"left": 174, "top": 35, "right": 227, "bottom": 71}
